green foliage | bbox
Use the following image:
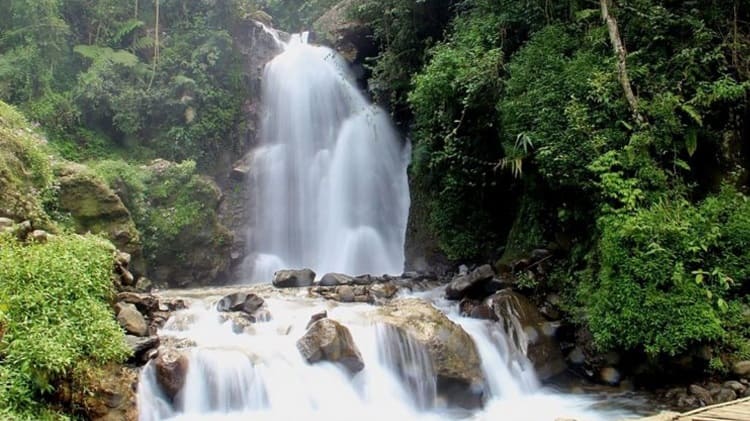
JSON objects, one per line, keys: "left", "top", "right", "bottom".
{"left": 0, "top": 233, "right": 128, "bottom": 418}
{"left": 0, "top": 101, "right": 54, "bottom": 226}
{"left": 585, "top": 189, "right": 750, "bottom": 357}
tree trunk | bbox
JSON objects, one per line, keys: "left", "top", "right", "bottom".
{"left": 600, "top": 0, "right": 644, "bottom": 124}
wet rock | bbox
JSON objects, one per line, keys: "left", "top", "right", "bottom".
{"left": 336, "top": 285, "right": 355, "bottom": 303}
{"left": 370, "top": 282, "right": 398, "bottom": 300}
{"left": 125, "top": 335, "right": 159, "bottom": 365}
{"left": 733, "top": 360, "right": 750, "bottom": 376}
{"left": 353, "top": 274, "right": 374, "bottom": 285}
{"left": 231, "top": 152, "right": 253, "bottom": 180}
{"left": 689, "top": 384, "right": 713, "bottom": 405}
{"left": 724, "top": 380, "right": 745, "bottom": 393}
{"left": 297, "top": 318, "right": 364, "bottom": 374}
{"left": 488, "top": 289, "right": 566, "bottom": 380}
{"left": 116, "top": 292, "right": 159, "bottom": 315}
{"left": 567, "top": 347, "right": 585, "bottom": 365}
{"left": 530, "top": 248, "right": 552, "bottom": 263}
{"left": 307, "top": 310, "right": 327, "bottom": 329}
{"left": 445, "top": 264, "right": 495, "bottom": 300}
{"left": 216, "top": 292, "right": 264, "bottom": 315}
{"left": 319, "top": 273, "right": 353, "bottom": 286}
{"left": 677, "top": 393, "right": 699, "bottom": 409}
{"left": 116, "top": 303, "right": 148, "bottom": 337}
{"left": 154, "top": 348, "right": 189, "bottom": 400}
{"left": 714, "top": 387, "right": 737, "bottom": 403}
{"left": 376, "top": 298, "right": 485, "bottom": 408}
{"left": 273, "top": 268, "right": 316, "bottom": 288}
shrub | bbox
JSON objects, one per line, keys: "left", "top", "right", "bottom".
{"left": 584, "top": 189, "right": 750, "bottom": 357}
{"left": 0, "top": 233, "right": 128, "bottom": 418}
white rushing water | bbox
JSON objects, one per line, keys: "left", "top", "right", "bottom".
{"left": 138, "top": 288, "right": 643, "bottom": 421}
{"left": 244, "top": 33, "right": 411, "bottom": 282}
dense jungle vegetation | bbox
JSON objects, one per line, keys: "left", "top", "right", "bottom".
{"left": 1, "top": 0, "right": 750, "bottom": 416}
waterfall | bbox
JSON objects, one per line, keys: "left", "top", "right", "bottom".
{"left": 244, "top": 33, "right": 411, "bottom": 282}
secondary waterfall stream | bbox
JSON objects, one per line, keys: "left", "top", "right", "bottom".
{"left": 244, "top": 33, "right": 410, "bottom": 283}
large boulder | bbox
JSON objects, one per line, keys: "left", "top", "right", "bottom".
{"left": 116, "top": 303, "right": 149, "bottom": 337}
{"left": 296, "top": 318, "right": 364, "bottom": 374}
{"left": 154, "top": 348, "right": 189, "bottom": 400}
{"left": 125, "top": 335, "right": 159, "bottom": 365}
{"left": 445, "top": 264, "right": 495, "bottom": 300}
{"left": 376, "top": 299, "right": 485, "bottom": 408}
{"left": 54, "top": 163, "right": 144, "bottom": 273}
{"left": 273, "top": 268, "right": 316, "bottom": 288}
{"left": 488, "top": 289, "right": 566, "bottom": 380}
{"left": 216, "top": 292, "right": 264, "bottom": 315}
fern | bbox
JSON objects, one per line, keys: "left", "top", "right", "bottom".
{"left": 111, "top": 19, "right": 144, "bottom": 45}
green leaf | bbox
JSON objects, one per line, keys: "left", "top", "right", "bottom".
{"left": 685, "top": 128, "right": 698, "bottom": 157}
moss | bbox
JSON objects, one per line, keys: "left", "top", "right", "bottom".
{"left": 51, "top": 162, "right": 143, "bottom": 271}
{"left": 0, "top": 100, "right": 54, "bottom": 228}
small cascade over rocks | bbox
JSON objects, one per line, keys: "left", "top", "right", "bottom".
{"left": 243, "top": 31, "right": 410, "bottom": 282}
{"left": 136, "top": 285, "right": 642, "bottom": 421}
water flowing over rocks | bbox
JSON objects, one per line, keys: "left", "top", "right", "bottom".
{"left": 297, "top": 318, "right": 365, "bottom": 374}
{"left": 445, "top": 264, "right": 496, "bottom": 300}
{"left": 376, "top": 298, "right": 485, "bottom": 408}
{"left": 154, "top": 348, "right": 190, "bottom": 401}
{"left": 488, "top": 289, "right": 566, "bottom": 381}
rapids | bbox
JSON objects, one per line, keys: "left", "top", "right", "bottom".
{"left": 137, "top": 286, "right": 647, "bottom": 421}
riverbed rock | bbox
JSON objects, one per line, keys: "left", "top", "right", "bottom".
{"left": 154, "top": 348, "right": 189, "bottom": 400}
{"left": 488, "top": 289, "right": 566, "bottom": 380}
{"left": 307, "top": 310, "right": 328, "bottom": 329}
{"left": 336, "top": 285, "right": 356, "bottom": 302}
{"left": 376, "top": 298, "right": 485, "bottom": 408}
{"left": 116, "top": 303, "right": 149, "bottom": 337}
{"left": 125, "top": 335, "right": 160, "bottom": 365}
{"left": 297, "top": 318, "right": 364, "bottom": 374}
{"left": 273, "top": 268, "right": 316, "bottom": 288}
{"left": 319, "top": 272, "right": 354, "bottom": 286}
{"left": 689, "top": 384, "right": 713, "bottom": 405}
{"left": 445, "top": 264, "right": 495, "bottom": 300}
{"left": 216, "top": 292, "right": 264, "bottom": 315}
{"left": 370, "top": 282, "right": 398, "bottom": 300}
{"left": 714, "top": 387, "right": 737, "bottom": 403}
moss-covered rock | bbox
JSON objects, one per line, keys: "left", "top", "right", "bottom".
{"left": 93, "top": 159, "right": 233, "bottom": 287}
{"left": 53, "top": 162, "right": 144, "bottom": 273}
{"left": 0, "top": 101, "right": 53, "bottom": 228}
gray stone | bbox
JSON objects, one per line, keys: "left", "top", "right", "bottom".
{"left": 306, "top": 310, "right": 327, "bottom": 329}
{"left": 296, "top": 318, "right": 364, "bottom": 374}
{"left": 445, "top": 264, "right": 495, "bottom": 300}
{"left": 689, "top": 384, "right": 713, "bottom": 405}
{"left": 370, "top": 282, "right": 398, "bottom": 300}
{"left": 116, "top": 303, "right": 149, "bottom": 337}
{"left": 336, "top": 285, "right": 355, "bottom": 303}
{"left": 273, "top": 268, "right": 316, "bottom": 288}
{"left": 216, "top": 292, "right": 264, "bottom": 315}
{"left": 714, "top": 387, "right": 737, "bottom": 403}
{"left": 125, "top": 335, "right": 159, "bottom": 365}
{"left": 723, "top": 380, "right": 745, "bottom": 393}
{"left": 30, "top": 229, "right": 49, "bottom": 243}
{"left": 319, "top": 273, "right": 353, "bottom": 286}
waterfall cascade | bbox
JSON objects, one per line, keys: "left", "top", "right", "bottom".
{"left": 244, "top": 33, "right": 411, "bottom": 283}
{"left": 137, "top": 290, "right": 639, "bottom": 421}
